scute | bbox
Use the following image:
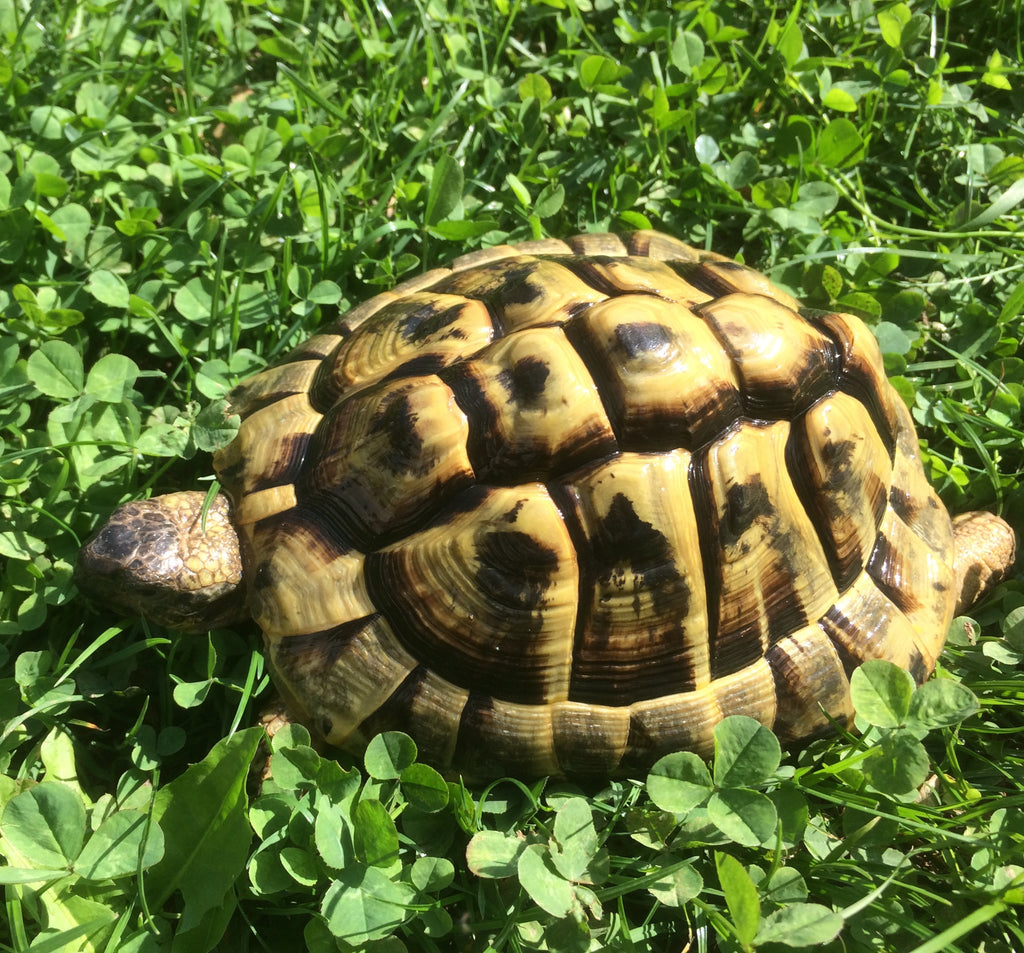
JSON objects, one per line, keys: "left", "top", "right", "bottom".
{"left": 214, "top": 230, "right": 960, "bottom": 778}
{"left": 557, "top": 450, "right": 710, "bottom": 705}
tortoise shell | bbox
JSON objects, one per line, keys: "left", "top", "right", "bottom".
{"left": 213, "top": 230, "right": 955, "bottom": 778}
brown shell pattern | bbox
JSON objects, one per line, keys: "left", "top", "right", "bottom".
{"left": 214, "top": 231, "right": 956, "bottom": 778}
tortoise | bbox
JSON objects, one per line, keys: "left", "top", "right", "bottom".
{"left": 76, "top": 230, "right": 1016, "bottom": 779}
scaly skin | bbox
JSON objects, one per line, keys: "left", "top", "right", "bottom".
{"left": 76, "top": 491, "right": 247, "bottom": 631}
{"left": 951, "top": 511, "right": 1017, "bottom": 614}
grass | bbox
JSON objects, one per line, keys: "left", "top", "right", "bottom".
{"left": 1, "top": 0, "right": 1023, "bottom": 950}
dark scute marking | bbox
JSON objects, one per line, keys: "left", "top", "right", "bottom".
{"left": 432, "top": 259, "right": 543, "bottom": 334}
{"left": 296, "top": 465, "right": 471, "bottom": 552}
{"left": 497, "top": 355, "right": 550, "bottom": 407}
{"left": 248, "top": 432, "right": 312, "bottom": 493}
{"left": 907, "top": 649, "right": 929, "bottom": 685}
{"left": 373, "top": 392, "right": 423, "bottom": 476}
{"left": 710, "top": 619, "right": 770, "bottom": 679}
{"left": 440, "top": 364, "right": 501, "bottom": 477}
{"left": 250, "top": 505, "right": 356, "bottom": 590}
{"left": 277, "top": 496, "right": 360, "bottom": 556}
{"left": 271, "top": 617, "right": 373, "bottom": 681}
{"left": 720, "top": 477, "right": 771, "bottom": 547}
{"left": 796, "top": 314, "right": 897, "bottom": 459}
{"left": 308, "top": 354, "right": 344, "bottom": 415}
{"left": 594, "top": 494, "right": 687, "bottom": 620}
{"left": 888, "top": 486, "right": 918, "bottom": 524}
{"left": 452, "top": 692, "right": 497, "bottom": 772}
{"left": 551, "top": 709, "right": 626, "bottom": 778}
{"left": 251, "top": 559, "right": 278, "bottom": 594}
{"left": 398, "top": 301, "right": 463, "bottom": 342}
{"left": 226, "top": 390, "right": 288, "bottom": 420}
{"left": 687, "top": 446, "right": 722, "bottom": 652}
{"left": 795, "top": 313, "right": 853, "bottom": 393}
{"left": 664, "top": 260, "right": 740, "bottom": 299}
{"left": 614, "top": 322, "right": 674, "bottom": 360}
{"left": 501, "top": 274, "right": 548, "bottom": 308}
{"left": 818, "top": 609, "right": 864, "bottom": 678}
{"left": 821, "top": 437, "right": 857, "bottom": 476}
{"left": 865, "top": 531, "right": 920, "bottom": 614}
{"left": 838, "top": 381, "right": 896, "bottom": 461}
{"left": 712, "top": 469, "right": 815, "bottom": 671}
{"left": 432, "top": 482, "right": 492, "bottom": 522}
{"left": 784, "top": 425, "right": 868, "bottom": 593}
{"left": 216, "top": 458, "right": 245, "bottom": 489}
{"left": 618, "top": 711, "right": 702, "bottom": 776}
{"left": 556, "top": 256, "right": 633, "bottom": 298}
{"left": 569, "top": 650, "right": 695, "bottom": 706}
{"left": 475, "top": 530, "right": 558, "bottom": 614}
{"left": 503, "top": 498, "right": 526, "bottom": 523}
{"left": 357, "top": 664, "right": 428, "bottom": 738}
{"left": 380, "top": 353, "right": 452, "bottom": 384}
{"left": 494, "top": 266, "right": 565, "bottom": 315}
{"left": 766, "top": 639, "right": 851, "bottom": 744}
{"left": 771, "top": 600, "right": 810, "bottom": 646}
{"left": 364, "top": 525, "right": 557, "bottom": 706}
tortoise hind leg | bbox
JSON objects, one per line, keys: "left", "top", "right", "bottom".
{"left": 952, "top": 512, "right": 1016, "bottom": 614}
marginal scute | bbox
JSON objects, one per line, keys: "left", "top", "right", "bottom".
{"left": 214, "top": 393, "right": 320, "bottom": 502}
{"left": 551, "top": 702, "right": 630, "bottom": 776}
{"left": 700, "top": 260, "right": 802, "bottom": 311}
{"left": 625, "top": 660, "right": 777, "bottom": 766}
{"left": 224, "top": 360, "right": 320, "bottom": 418}
{"left": 625, "top": 230, "right": 718, "bottom": 262}
{"left": 888, "top": 399, "right": 955, "bottom": 554}
{"left": 497, "top": 260, "right": 609, "bottom": 332}
{"left": 267, "top": 614, "right": 418, "bottom": 749}
{"left": 565, "top": 254, "right": 724, "bottom": 306}
{"left": 867, "top": 506, "right": 953, "bottom": 667}
{"left": 453, "top": 694, "right": 559, "bottom": 778}
{"left": 437, "top": 258, "right": 609, "bottom": 333}
{"left": 767, "top": 627, "right": 853, "bottom": 743}
{"left": 246, "top": 517, "right": 372, "bottom": 638}
{"left": 357, "top": 666, "right": 468, "bottom": 769}
{"left": 566, "top": 232, "right": 630, "bottom": 256}
{"left": 818, "top": 576, "right": 928, "bottom": 678}
{"left": 813, "top": 310, "right": 900, "bottom": 456}
{"left": 271, "top": 332, "right": 344, "bottom": 367}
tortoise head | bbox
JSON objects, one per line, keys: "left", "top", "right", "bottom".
{"left": 75, "top": 491, "right": 248, "bottom": 632}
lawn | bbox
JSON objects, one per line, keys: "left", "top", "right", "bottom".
{"left": 0, "top": 0, "right": 1022, "bottom": 951}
